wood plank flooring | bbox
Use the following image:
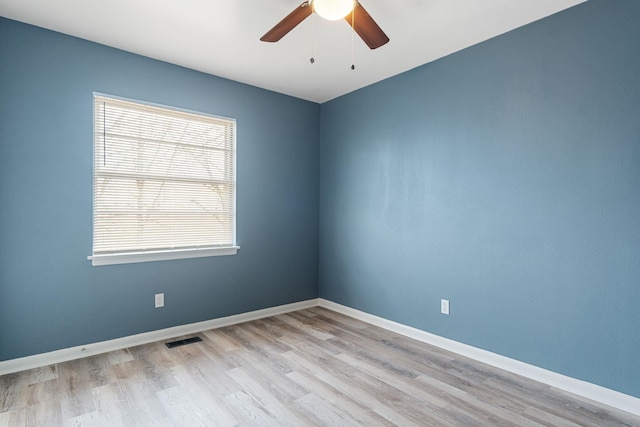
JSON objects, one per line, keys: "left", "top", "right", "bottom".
{"left": 1, "top": 307, "right": 638, "bottom": 426}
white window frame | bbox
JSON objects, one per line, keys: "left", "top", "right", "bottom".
{"left": 88, "top": 93, "right": 239, "bottom": 266}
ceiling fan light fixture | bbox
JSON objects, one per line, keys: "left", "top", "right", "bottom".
{"left": 311, "top": 0, "right": 355, "bottom": 21}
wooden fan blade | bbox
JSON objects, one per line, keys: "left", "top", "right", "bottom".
{"left": 345, "top": 2, "right": 389, "bottom": 49}
{"left": 261, "top": 2, "right": 313, "bottom": 42}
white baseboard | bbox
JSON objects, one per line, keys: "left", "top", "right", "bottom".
{"left": 0, "top": 299, "right": 319, "bottom": 376}
{"left": 317, "top": 298, "right": 640, "bottom": 417}
{"left": 2, "top": 297, "right": 637, "bottom": 418}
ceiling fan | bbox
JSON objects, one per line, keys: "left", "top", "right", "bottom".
{"left": 260, "top": 0, "right": 389, "bottom": 50}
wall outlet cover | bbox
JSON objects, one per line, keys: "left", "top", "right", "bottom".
{"left": 441, "top": 299, "right": 450, "bottom": 315}
{"left": 155, "top": 293, "right": 165, "bottom": 308}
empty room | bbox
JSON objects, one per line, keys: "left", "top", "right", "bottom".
{"left": 1, "top": 0, "right": 639, "bottom": 425}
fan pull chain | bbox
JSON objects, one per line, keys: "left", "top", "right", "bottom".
{"left": 310, "top": 14, "right": 316, "bottom": 64}
{"left": 350, "top": 4, "right": 355, "bottom": 70}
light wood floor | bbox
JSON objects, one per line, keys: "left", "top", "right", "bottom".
{"left": 1, "top": 307, "right": 638, "bottom": 426}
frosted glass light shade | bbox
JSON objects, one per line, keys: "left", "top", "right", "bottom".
{"left": 312, "top": 0, "right": 355, "bottom": 21}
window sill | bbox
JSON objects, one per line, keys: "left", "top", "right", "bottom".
{"left": 88, "top": 246, "right": 240, "bottom": 266}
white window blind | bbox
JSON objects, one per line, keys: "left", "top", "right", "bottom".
{"left": 89, "top": 94, "right": 237, "bottom": 266}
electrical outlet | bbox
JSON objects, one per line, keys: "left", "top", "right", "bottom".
{"left": 155, "top": 293, "right": 165, "bottom": 308}
{"left": 441, "top": 299, "right": 450, "bottom": 315}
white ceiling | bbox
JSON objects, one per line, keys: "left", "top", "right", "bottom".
{"left": 1, "top": 0, "right": 586, "bottom": 103}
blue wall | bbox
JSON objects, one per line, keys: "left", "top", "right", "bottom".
{"left": 0, "top": 18, "right": 319, "bottom": 360}
{"left": 319, "top": 0, "right": 640, "bottom": 398}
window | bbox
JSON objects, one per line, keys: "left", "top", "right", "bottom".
{"left": 88, "top": 94, "right": 238, "bottom": 266}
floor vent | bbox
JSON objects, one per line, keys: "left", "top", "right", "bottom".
{"left": 165, "top": 336, "right": 203, "bottom": 349}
